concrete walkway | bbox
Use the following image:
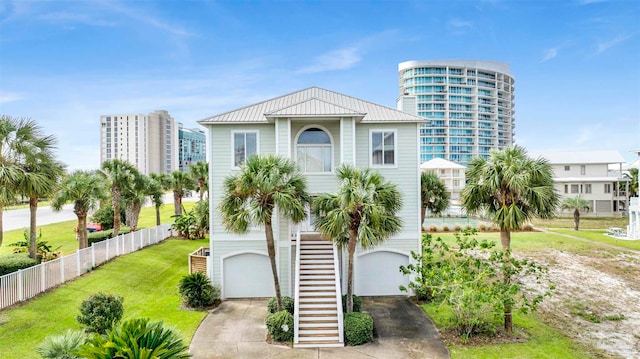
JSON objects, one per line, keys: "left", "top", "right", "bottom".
{"left": 189, "top": 297, "right": 450, "bottom": 359}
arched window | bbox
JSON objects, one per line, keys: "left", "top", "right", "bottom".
{"left": 296, "top": 128, "right": 332, "bottom": 173}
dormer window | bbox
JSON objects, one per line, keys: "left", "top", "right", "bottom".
{"left": 296, "top": 127, "right": 332, "bottom": 173}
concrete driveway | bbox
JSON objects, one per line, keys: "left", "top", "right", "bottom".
{"left": 189, "top": 297, "right": 450, "bottom": 359}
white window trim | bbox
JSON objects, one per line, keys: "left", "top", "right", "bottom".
{"left": 293, "top": 124, "right": 335, "bottom": 175}
{"left": 369, "top": 129, "right": 398, "bottom": 168}
{"left": 231, "top": 130, "right": 259, "bottom": 169}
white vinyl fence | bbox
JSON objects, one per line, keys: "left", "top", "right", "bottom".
{"left": 0, "top": 224, "right": 172, "bottom": 310}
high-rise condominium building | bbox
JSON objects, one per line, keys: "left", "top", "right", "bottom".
{"left": 398, "top": 60, "right": 515, "bottom": 164}
{"left": 178, "top": 124, "right": 206, "bottom": 171}
{"left": 100, "top": 110, "right": 179, "bottom": 175}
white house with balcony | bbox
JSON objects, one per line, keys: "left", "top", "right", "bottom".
{"left": 420, "top": 157, "right": 466, "bottom": 206}
{"left": 198, "top": 87, "right": 425, "bottom": 347}
{"left": 530, "top": 150, "right": 630, "bottom": 217}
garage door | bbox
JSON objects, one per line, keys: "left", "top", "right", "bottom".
{"left": 223, "top": 253, "right": 275, "bottom": 298}
{"left": 355, "top": 251, "right": 409, "bottom": 296}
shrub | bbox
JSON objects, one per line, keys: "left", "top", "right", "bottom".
{"left": 478, "top": 223, "right": 487, "bottom": 231}
{"left": 267, "top": 296, "right": 294, "bottom": 315}
{"left": 0, "top": 254, "right": 39, "bottom": 276}
{"left": 465, "top": 225, "right": 474, "bottom": 231}
{"left": 265, "top": 310, "right": 294, "bottom": 342}
{"left": 441, "top": 225, "right": 449, "bottom": 232}
{"left": 178, "top": 272, "right": 220, "bottom": 309}
{"left": 413, "top": 285, "right": 435, "bottom": 302}
{"left": 87, "top": 227, "right": 131, "bottom": 245}
{"left": 79, "top": 318, "right": 190, "bottom": 359}
{"left": 37, "top": 330, "right": 86, "bottom": 359}
{"left": 454, "top": 224, "right": 462, "bottom": 232}
{"left": 522, "top": 223, "right": 534, "bottom": 231}
{"left": 90, "top": 206, "right": 126, "bottom": 231}
{"left": 77, "top": 293, "right": 124, "bottom": 334}
{"left": 344, "top": 312, "right": 373, "bottom": 345}
{"left": 428, "top": 225, "right": 438, "bottom": 232}
{"left": 342, "top": 294, "right": 362, "bottom": 313}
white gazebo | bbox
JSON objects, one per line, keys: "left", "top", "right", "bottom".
{"left": 627, "top": 150, "right": 640, "bottom": 240}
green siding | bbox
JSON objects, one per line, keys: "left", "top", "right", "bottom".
{"left": 291, "top": 120, "right": 341, "bottom": 194}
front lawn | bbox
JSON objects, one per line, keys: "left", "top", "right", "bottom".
{"left": 0, "top": 238, "right": 208, "bottom": 358}
{"left": 422, "top": 303, "right": 599, "bottom": 358}
{"left": 548, "top": 228, "right": 640, "bottom": 251}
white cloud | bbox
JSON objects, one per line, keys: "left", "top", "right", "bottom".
{"left": 0, "top": 91, "right": 23, "bottom": 104}
{"left": 448, "top": 18, "right": 473, "bottom": 29}
{"left": 541, "top": 47, "right": 559, "bottom": 62}
{"left": 596, "top": 33, "right": 634, "bottom": 54}
{"left": 576, "top": 0, "right": 606, "bottom": 5}
{"left": 39, "top": 11, "right": 116, "bottom": 27}
{"left": 104, "top": 1, "right": 194, "bottom": 37}
{"left": 295, "top": 47, "right": 361, "bottom": 74}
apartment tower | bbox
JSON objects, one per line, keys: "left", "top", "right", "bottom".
{"left": 178, "top": 124, "right": 206, "bottom": 172}
{"left": 398, "top": 60, "right": 515, "bottom": 164}
{"left": 100, "top": 110, "right": 179, "bottom": 175}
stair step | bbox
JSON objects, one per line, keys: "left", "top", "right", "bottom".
{"left": 299, "top": 319, "right": 338, "bottom": 325}
{"left": 299, "top": 333, "right": 340, "bottom": 338}
{"left": 299, "top": 298, "right": 337, "bottom": 304}
{"left": 299, "top": 329, "right": 339, "bottom": 336}
{"left": 294, "top": 340, "right": 343, "bottom": 348}
{"left": 299, "top": 286, "right": 336, "bottom": 291}
{"left": 300, "top": 274, "right": 335, "bottom": 280}
{"left": 298, "top": 309, "right": 338, "bottom": 315}
{"left": 300, "top": 265, "right": 334, "bottom": 269}
{"left": 299, "top": 269, "right": 335, "bottom": 274}
{"left": 299, "top": 302, "right": 337, "bottom": 308}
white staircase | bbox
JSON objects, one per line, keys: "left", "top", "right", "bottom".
{"left": 294, "top": 233, "right": 344, "bottom": 348}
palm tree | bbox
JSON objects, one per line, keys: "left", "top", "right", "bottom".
{"left": 189, "top": 161, "right": 209, "bottom": 201}
{"left": 461, "top": 145, "right": 558, "bottom": 334}
{"left": 51, "top": 171, "right": 107, "bottom": 250}
{"left": 169, "top": 170, "right": 193, "bottom": 216}
{"left": 149, "top": 173, "right": 170, "bottom": 226}
{"left": 100, "top": 159, "right": 136, "bottom": 237}
{"left": 122, "top": 169, "right": 148, "bottom": 231}
{"left": 561, "top": 196, "right": 590, "bottom": 231}
{"left": 420, "top": 171, "right": 450, "bottom": 225}
{"left": 0, "top": 116, "right": 26, "bottom": 247}
{"left": 462, "top": 145, "right": 558, "bottom": 250}
{"left": 219, "top": 154, "right": 309, "bottom": 311}
{"left": 312, "top": 165, "right": 402, "bottom": 313}
{"left": 625, "top": 168, "right": 639, "bottom": 198}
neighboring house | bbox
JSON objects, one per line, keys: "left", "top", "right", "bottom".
{"left": 531, "top": 150, "right": 630, "bottom": 217}
{"left": 420, "top": 157, "right": 466, "bottom": 205}
{"left": 628, "top": 150, "right": 640, "bottom": 239}
{"left": 198, "top": 87, "right": 425, "bottom": 300}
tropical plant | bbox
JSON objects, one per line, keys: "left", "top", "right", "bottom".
{"left": 100, "top": 159, "right": 137, "bottom": 237}
{"left": 9, "top": 229, "right": 60, "bottom": 261}
{"left": 194, "top": 199, "right": 209, "bottom": 236}
{"left": 313, "top": 165, "right": 402, "bottom": 313}
{"left": 625, "top": 168, "right": 638, "bottom": 197}
{"left": 560, "top": 196, "right": 591, "bottom": 231}
{"left": 461, "top": 145, "right": 559, "bottom": 251}
{"left": 171, "top": 209, "right": 198, "bottom": 239}
{"left": 90, "top": 205, "right": 125, "bottom": 231}
{"left": 420, "top": 171, "right": 450, "bottom": 224}
{"left": 52, "top": 171, "right": 108, "bottom": 249}
{"left": 122, "top": 170, "right": 148, "bottom": 231}
{"left": 267, "top": 296, "right": 294, "bottom": 315}
{"left": 0, "top": 115, "right": 24, "bottom": 247}
{"left": 169, "top": 170, "right": 193, "bottom": 216}
{"left": 79, "top": 318, "right": 190, "bottom": 359}
{"left": 37, "top": 330, "right": 86, "bottom": 359}
{"left": 264, "top": 310, "right": 294, "bottom": 342}
{"left": 76, "top": 292, "right": 124, "bottom": 334}
{"left": 219, "top": 154, "right": 309, "bottom": 311}
{"left": 189, "top": 161, "right": 209, "bottom": 201}
{"left": 178, "top": 272, "right": 220, "bottom": 309}
{"left": 461, "top": 145, "right": 557, "bottom": 334}
{"left": 149, "top": 173, "right": 170, "bottom": 226}
{"left": 343, "top": 312, "right": 374, "bottom": 345}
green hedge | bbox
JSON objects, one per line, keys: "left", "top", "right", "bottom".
{"left": 344, "top": 312, "right": 373, "bottom": 345}
{"left": 265, "top": 310, "right": 294, "bottom": 342}
{"left": 0, "top": 254, "right": 39, "bottom": 276}
{"left": 267, "top": 296, "right": 294, "bottom": 315}
{"left": 342, "top": 294, "right": 362, "bottom": 312}
{"left": 87, "top": 227, "right": 131, "bottom": 245}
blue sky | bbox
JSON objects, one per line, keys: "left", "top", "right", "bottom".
{"left": 1, "top": 0, "right": 639, "bottom": 170}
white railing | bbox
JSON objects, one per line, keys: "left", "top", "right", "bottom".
{"left": 332, "top": 242, "right": 344, "bottom": 344}
{"left": 293, "top": 230, "right": 301, "bottom": 345}
{"left": 0, "top": 224, "right": 172, "bottom": 310}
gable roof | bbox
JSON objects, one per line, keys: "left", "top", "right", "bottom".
{"left": 420, "top": 158, "right": 466, "bottom": 170}
{"left": 529, "top": 150, "right": 626, "bottom": 165}
{"left": 198, "top": 86, "right": 426, "bottom": 124}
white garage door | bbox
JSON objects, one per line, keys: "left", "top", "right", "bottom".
{"left": 223, "top": 253, "right": 275, "bottom": 298}
{"left": 355, "top": 251, "right": 409, "bottom": 296}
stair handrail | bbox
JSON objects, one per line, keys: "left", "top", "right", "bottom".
{"left": 293, "top": 229, "right": 301, "bottom": 345}
{"left": 332, "top": 241, "right": 344, "bottom": 344}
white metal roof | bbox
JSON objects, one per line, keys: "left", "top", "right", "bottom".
{"left": 198, "top": 87, "right": 427, "bottom": 125}
{"left": 529, "top": 150, "right": 626, "bottom": 165}
{"left": 420, "top": 158, "right": 466, "bottom": 170}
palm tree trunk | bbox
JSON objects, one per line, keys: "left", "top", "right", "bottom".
{"left": 78, "top": 213, "right": 88, "bottom": 249}
{"left": 113, "top": 187, "right": 121, "bottom": 237}
{"left": 500, "top": 229, "right": 511, "bottom": 250}
{"left": 264, "top": 218, "right": 282, "bottom": 311}
{"left": 573, "top": 208, "right": 580, "bottom": 231}
{"left": 199, "top": 179, "right": 205, "bottom": 201}
{"left": 155, "top": 205, "right": 161, "bottom": 226}
{"left": 421, "top": 204, "right": 427, "bottom": 228}
{"left": 503, "top": 247, "right": 513, "bottom": 335}
{"left": 130, "top": 201, "right": 141, "bottom": 231}
{"left": 173, "top": 190, "right": 181, "bottom": 216}
{"left": 346, "top": 228, "right": 358, "bottom": 313}
{"left": 29, "top": 196, "right": 38, "bottom": 259}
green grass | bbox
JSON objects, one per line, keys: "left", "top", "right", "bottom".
{"left": 548, "top": 228, "right": 640, "bottom": 251}
{"left": 0, "top": 238, "right": 209, "bottom": 359}
{"left": 531, "top": 216, "right": 628, "bottom": 230}
{"left": 0, "top": 202, "right": 196, "bottom": 257}
{"left": 422, "top": 303, "right": 599, "bottom": 359}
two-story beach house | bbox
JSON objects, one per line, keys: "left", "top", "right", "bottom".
{"left": 198, "top": 87, "right": 425, "bottom": 347}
